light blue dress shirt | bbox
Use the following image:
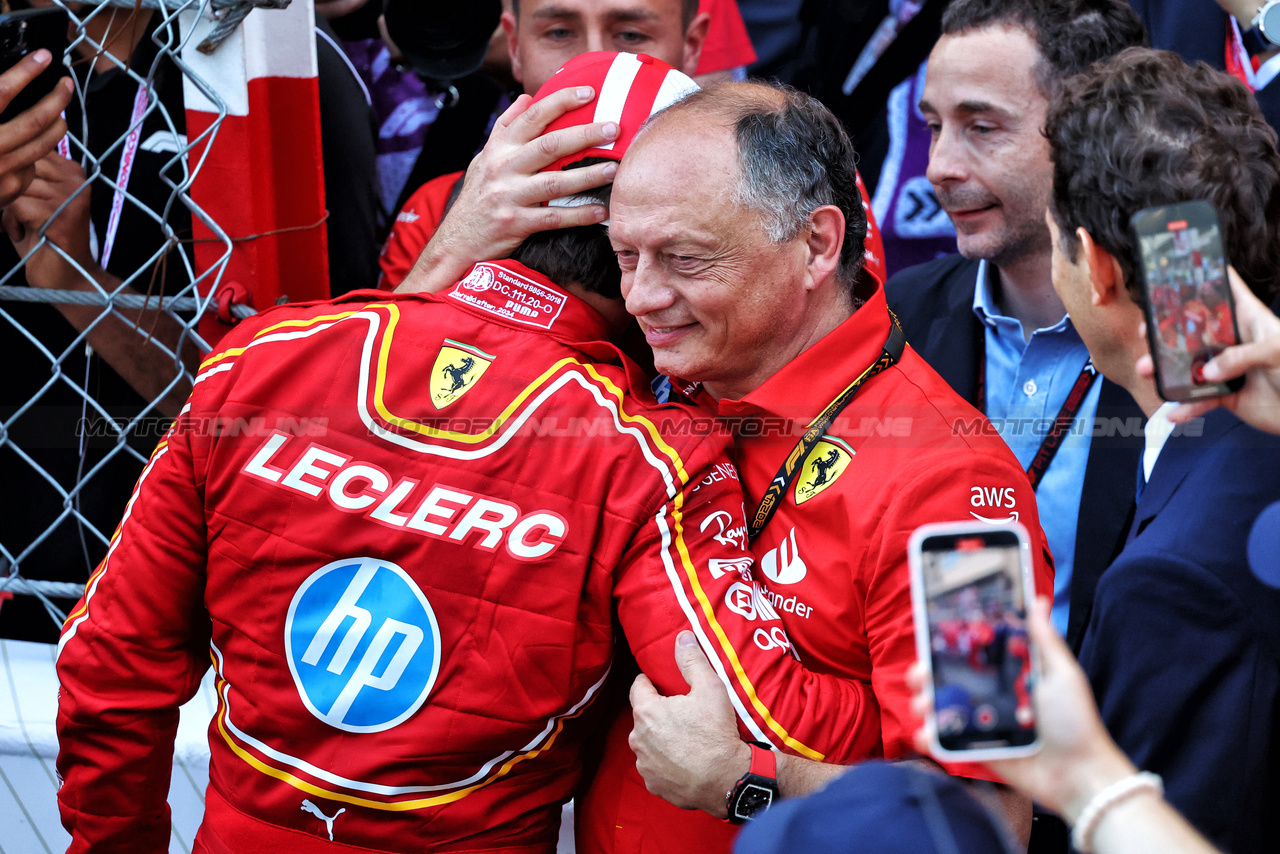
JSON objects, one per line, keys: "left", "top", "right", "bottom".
{"left": 972, "top": 261, "right": 1104, "bottom": 636}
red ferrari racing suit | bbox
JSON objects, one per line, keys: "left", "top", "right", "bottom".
{"left": 55, "top": 260, "right": 879, "bottom": 854}
{"left": 579, "top": 284, "right": 1055, "bottom": 853}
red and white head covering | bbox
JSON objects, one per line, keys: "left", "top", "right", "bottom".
{"left": 531, "top": 51, "right": 699, "bottom": 173}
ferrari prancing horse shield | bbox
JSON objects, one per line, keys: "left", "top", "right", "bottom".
{"left": 430, "top": 339, "right": 494, "bottom": 409}
{"left": 794, "top": 436, "right": 855, "bottom": 504}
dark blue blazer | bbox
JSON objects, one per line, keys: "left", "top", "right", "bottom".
{"left": 885, "top": 255, "right": 1144, "bottom": 652}
{"left": 1077, "top": 411, "right": 1280, "bottom": 854}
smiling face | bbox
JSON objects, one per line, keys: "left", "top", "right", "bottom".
{"left": 504, "top": 0, "right": 702, "bottom": 94}
{"left": 920, "top": 25, "right": 1053, "bottom": 269}
{"left": 609, "top": 116, "right": 819, "bottom": 400}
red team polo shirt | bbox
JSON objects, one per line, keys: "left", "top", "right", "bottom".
{"left": 579, "top": 285, "right": 1055, "bottom": 853}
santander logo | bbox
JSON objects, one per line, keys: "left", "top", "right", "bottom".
{"left": 759, "top": 527, "right": 807, "bottom": 585}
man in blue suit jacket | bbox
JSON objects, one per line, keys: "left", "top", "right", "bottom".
{"left": 1045, "top": 47, "right": 1280, "bottom": 854}
{"left": 884, "top": 0, "right": 1147, "bottom": 653}
{"left": 887, "top": 255, "right": 1145, "bottom": 653}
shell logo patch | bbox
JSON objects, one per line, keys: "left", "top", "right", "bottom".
{"left": 430, "top": 339, "right": 494, "bottom": 409}
{"left": 794, "top": 437, "right": 854, "bottom": 505}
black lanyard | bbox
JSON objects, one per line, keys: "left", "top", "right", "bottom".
{"left": 977, "top": 351, "right": 1099, "bottom": 491}
{"left": 747, "top": 311, "right": 907, "bottom": 543}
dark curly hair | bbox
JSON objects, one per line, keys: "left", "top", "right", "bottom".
{"left": 941, "top": 0, "right": 1147, "bottom": 99}
{"left": 1045, "top": 47, "right": 1280, "bottom": 305}
{"left": 643, "top": 82, "right": 868, "bottom": 299}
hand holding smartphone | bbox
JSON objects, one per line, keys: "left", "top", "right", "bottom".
{"left": 909, "top": 521, "right": 1040, "bottom": 761}
{"left": 0, "top": 7, "right": 70, "bottom": 124}
{"left": 1132, "top": 199, "right": 1246, "bottom": 402}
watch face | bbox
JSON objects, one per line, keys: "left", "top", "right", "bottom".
{"left": 733, "top": 782, "right": 776, "bottom": 821}
{"left": 1263, "top": 4, "right": 1280, "bottom": 44}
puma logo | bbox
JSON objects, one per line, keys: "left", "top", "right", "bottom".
{"left": 301, "top": 799, "right": 346, "bottom": 841}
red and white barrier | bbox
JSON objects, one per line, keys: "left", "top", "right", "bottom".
{"left": 179, "top": 1, "right": 328, "bottom": 345}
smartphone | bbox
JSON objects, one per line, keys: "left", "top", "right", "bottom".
{"left": 909, "top": 521, "right": 1039, "bottom": 761}
{"left": 0, "top": 7, "right": 70, "bottom": 125}
{"left": 1132, "top": 199, "right": 1246, "bottom": 402}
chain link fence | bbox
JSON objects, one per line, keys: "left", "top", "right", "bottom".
{"left": 0, "top": 0, "right": 278, "bottom": 642}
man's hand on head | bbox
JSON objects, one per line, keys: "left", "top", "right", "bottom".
{"left": 629, "top": 630, "right": 751, "bottom": 818}
{"left": 396, "top": 86, "right": 619, "bottom": 294}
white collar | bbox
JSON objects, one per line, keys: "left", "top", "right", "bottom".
{"left": 1143, "top": 401, "right": 1179, "bottom": 483}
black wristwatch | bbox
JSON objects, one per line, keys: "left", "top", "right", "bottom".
{"left": 1243, "top": 1, "right": 1280, "bottom": 56}
{"left": 725, "top": 741, "right": 780, "bottom": 824}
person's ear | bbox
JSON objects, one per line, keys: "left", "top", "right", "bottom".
{"left": 1078, "top": 227, "right": 1126, "bottom": 307}
{"left": 804, "top": 206, "right": 845, "bottom": 291}
{"left": 502, "top": 11, "right": 522, "bottom": 85}
{"left": 680, "top": 12, "right": 710, "bottom": 77}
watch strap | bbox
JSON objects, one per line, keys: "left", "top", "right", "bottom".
{"left": 747, "top": 741, "right": 777, "bottom": 779}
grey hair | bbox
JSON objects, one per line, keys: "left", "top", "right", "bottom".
{"left": 646, "top": 83, "right": 868, "bottom": 296}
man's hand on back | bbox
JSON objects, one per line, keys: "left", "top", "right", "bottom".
{"left": 397, "top": 86, "right": 620, "bottom": 294}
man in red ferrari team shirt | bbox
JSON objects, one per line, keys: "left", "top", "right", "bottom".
{"left": 52, "top": 61, "right": 881, "bottom": 854}
{"left": 594, "top": 81, "right": 1054, "bottom": 849}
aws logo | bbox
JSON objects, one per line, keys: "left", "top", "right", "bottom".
{"left": 285, "top": 558, "right": 442, "bottom": 733}
{"left": 970, "top": 486, "right": 1019, "bottom": 524}
{"left": 430, "top": 339, "right": 494, "bottom": 409}
{"left": 794, "top": 437, "right": 854, "bottom": 505}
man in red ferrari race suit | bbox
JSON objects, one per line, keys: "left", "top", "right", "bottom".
{"left": 54, "top": 254, "right": 881, "bottom": 854}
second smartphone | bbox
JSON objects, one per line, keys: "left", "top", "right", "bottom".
{"left": 909, "top": 521, "right": 1040, "bottom": 762}
{"left": 1131, "top": 199, "right": 1245, "bottom": 401}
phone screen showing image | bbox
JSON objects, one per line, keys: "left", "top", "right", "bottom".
{"left": 918, "top": 529, "right": 1036, "bottom": 754}
{"left": 1133, "top": 200, "right": 1241, "bottom": 401}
